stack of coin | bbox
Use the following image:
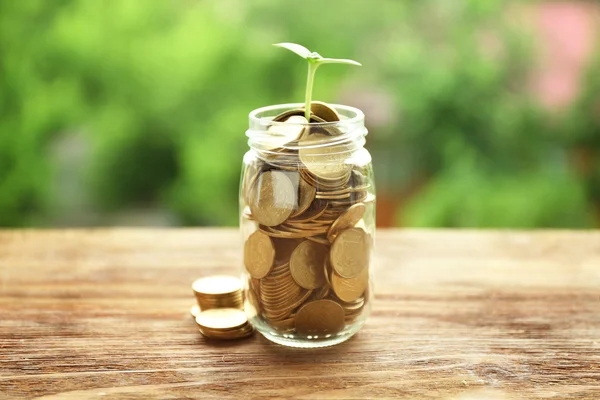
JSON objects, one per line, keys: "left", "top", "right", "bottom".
{"left": 242, "top": 101, "right": 374, "bottom": 337}
{"left": 190, "top": 276, "right": 254, "bottom": 340}
{"left": 192, "top": 275, "right": 243, "bottom": 310}
{"left": 195, "top": 308, "right": 254, "bottom": 339}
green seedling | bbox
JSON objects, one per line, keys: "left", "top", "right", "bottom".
{"left": 273, "top": 43, "right": 361, "bottom": 120}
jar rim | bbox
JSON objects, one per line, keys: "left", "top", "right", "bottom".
{"left": 249, "top": 103, "right": 364, "bottom": 128}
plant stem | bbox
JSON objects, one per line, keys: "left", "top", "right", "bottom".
{"left": 304, "top": 61, "right": 319, "bottom": 120}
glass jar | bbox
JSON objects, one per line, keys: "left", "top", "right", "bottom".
{"left": 240, "top": 103, "right": 375, "bottom": 348}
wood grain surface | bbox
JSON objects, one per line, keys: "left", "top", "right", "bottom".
{"left": 1, "top": 229, "right": 599, "bottom": 399}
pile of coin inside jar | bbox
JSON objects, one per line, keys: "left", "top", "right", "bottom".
{"left": 191, "top": 276, "right": 254, "bottom": 340}
{"left": 242, "top": 101, "right": 373, "bottom": 337}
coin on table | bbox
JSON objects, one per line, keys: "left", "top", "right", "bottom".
{"left": 331, "top": 266, "right": 369, "bottom": 302}
{"left": 190, "top": 305, "right": 201, "bottom": 318}
{"left": 249, "top": 170, "right": 297, "bottom": 227}
{"left": 310, "top": 101, "right": 340, "bottom": 122}
{"left": 192, "top": 276, "right": 242, "bottom": 296}
{"left": 199, "top": 325, "right": 254, "bottom": 340}
{"left": 196, "top": 308, "right": 254, "bottom": 340}
{"left": 299, "top": 133, "right": 353, "bottom": 181}
{"left": 244, "top": 230, "right": 275, "bottom": 279}
{"left": 290, "top": 240, "right": 328, "bottom": 289}
{"left": 295, "top": 299, "right": 345, "bottom": 335}
{"left": 195, "top": 308, "right": 248, "bottom": 331}
{"left": 327, "top": 203, "right": 366, "bottom": 242}
{"left": 192, "top": 276, "right": 244, "bottom": 310}
{"left": 330, "top": 227, "right": 370, "bottom": 278}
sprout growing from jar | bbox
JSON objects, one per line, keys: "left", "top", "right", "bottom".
{"left": 273, "top": 43, "right": 361, "bottom": 121}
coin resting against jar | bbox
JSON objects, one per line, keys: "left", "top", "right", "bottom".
{"left": 240, "top": 100, "right": 375, "bottom": 348}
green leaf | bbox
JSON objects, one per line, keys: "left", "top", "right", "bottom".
{"left": 273, "top": 42, "right": 311, "bottom": 59}
{"left": 319, "top": 57, "right": 362, "bottom": 66}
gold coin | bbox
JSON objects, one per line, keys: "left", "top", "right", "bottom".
{"left": 330, "top": 227, "right": 370, "bottom": 278}
{"left": 196, "top": 296, "right": 243, "bottom": 310}
{"left": 261, "top": 288, "right": 302, "bottom": 304}
{"left": 261, "top": 283, "right": 300, "bottom": 299}
{"left": 290, "top": 176, "right": 316, "bottom": 218}
{"left": 313, "top": 285, "right": 330, "bottom": 300}
{"left": 305, "top": 235, "right": 330, "bottom": 247}
{"left": 242, "top": 161, "right": 261, "bottom": 205}
{"left": 267, "top": 262, "right": 291, "bottom": 277}
{"left": 261, "top": 277, "right": 298, "bottom": 293}
{"left": 261, "top": 279, "right": 299, "bottom": 297}
{"left": 190, "top": 305, "right": 201, "bottom": 318}
{"left": 195, "top": 308, "right": 248, "bottom": 331}
{"left": 263, "top": 225, "right": 314, "bottom": 239}
{"left": 263, "top": 310, "right": 293, "bottom": 322}
{"left": 315, "top": 192, "right": 351, "bottom": 200}
{"left": 284, "top": 220, "right": 326, "bottom": 230}
{"left": 261, "top": 271, "right": 295, "bottom": 286}
{"left": 192, "top": 276, "right": 243, "bottom": 310}
{"left": 323, "top": 254, "right": 332, "bottom": 286}
{"left": 288, "top": 199, "right": 327, "bottom": 223}
{"left": 273, "top": 108, "right": 305, "bottom": 122}
{"left": 295, "top": 299, "right": 345, "bottom": 335}
{"left": 273, "top": 108, "right": 328, "bottom": 124}
{"left": 327, "top": 203, "right": 366, "bottom": 242}
{"left": 244, "top": 230, "right": 275, "bottom": 279}
{"left": 261, "top": 287, "right": 300, "bottom": 302}
{"left": 310, "top": 101, "right": 340, "bottom": 122}
{"left": 338, "top": 296, "right": 365, "bottom": 311}
{"left": 269, "top": 291, "right": 312, "bottom": 320}
{"left": 280, "top": 224, "right": 327, "bottom": 236}
{"left": 289, "top": 240, "right": 328, "bottom": 289}
{"left": 198, "top": 324, "right": 254, "bottom": 340}
{"left": 270, "top": 317, "right": 296, "bottom": 331}
{"left": 261, "top": 281, "right": 297, "bottom": 296}
{"left": 249, "top": 170, "right": 296, "bottom": 227}
{"left": 192, "top": 276, "right": 242, "bottom": 296}
{"left": 262, "top": 115, "right": 308, "bottom": 149}
{"left": 331, "top": 267, "right": 369, "bottom": 302}
{"left": 317, "top": 184, "right": 369, "bottom": 196}
{"left": 298, "top": 133, "right": 353, "bottom": 181}
{"left": 259, "top": 225, "right": 295, "bottom": 239}
{"left": 263, "top": 289, "right": 311, "bottom": 318}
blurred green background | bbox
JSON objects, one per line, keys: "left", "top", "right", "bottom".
{"left": 1, "top": 0, "right": 599, "bottom": 228}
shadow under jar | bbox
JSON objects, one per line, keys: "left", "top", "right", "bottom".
{"left": 240, "top": 103, "right": 375, "bottom": 348}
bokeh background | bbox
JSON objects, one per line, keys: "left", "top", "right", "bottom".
{"left": 1, "top": 0, "right": 599, "bottom": 228}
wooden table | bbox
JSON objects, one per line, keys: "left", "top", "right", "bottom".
{"left": 1, "top": 229, "right": 599, "bottom": 399}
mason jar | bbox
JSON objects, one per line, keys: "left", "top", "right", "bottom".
{"left": 240, "top": 103, "right": 375, "bottom": 348}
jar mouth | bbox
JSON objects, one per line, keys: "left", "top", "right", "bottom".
{"left": 248, "top": 103, "right": 365, "bottom": 128}
{"left": 247, "top": 103, "right": 367, "bottom": 154}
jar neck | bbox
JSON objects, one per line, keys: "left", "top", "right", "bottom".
{"left": 246, "top": 103, "right": 367, "bottom": 155}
